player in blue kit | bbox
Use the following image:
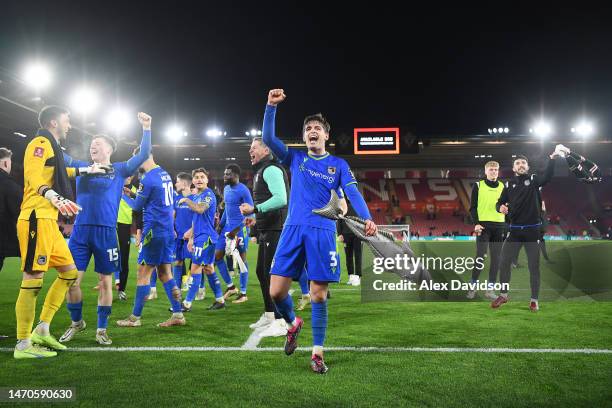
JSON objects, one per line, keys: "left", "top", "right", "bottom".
{"left": 116, "top": 149, "right": 186, "bottom": 328}
{"left": 179, "top": 168, "right": 225, "bottom": 311}
{"left": 173, "top": 172, "right": 199, "bottom": 297}
{"left": 215, "top": 164, "right": 253, "bottom": 304}
{"left": 263, "top": 89, "right": 378, "bottom": 373}
{"left": 59, "top": 112, "right": 152, "bottom": 345}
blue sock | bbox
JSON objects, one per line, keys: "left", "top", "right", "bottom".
{"left": 114, "top": 270, "right": 120, "bottom": 281}
{"left": 274, "top": 295, "right": 296, "bottom": 325}
{"left": 299, "top": 271, "right": 309, "bottom": 295}
{"left": 206, "top": 272, "right": 223, "bottom": 300}
{"left": 215, "top": 259, "right": 234, "bottom": 286}
{"left": 186, "top": 274, "right": 202, "bottom": 303}
{"left": 163, "top": 279, "right": 182, "bottom": 313}
{"left": 311, "top": 300, "right": 328, "bottom": 347}
{"left": 239, "top": 265, "right": 248, "bottom": 294}
{"left": 173, "top": 265, "right": 183, "bottom": 287}
{"left": 97, "top": 305, "right": 112, "bottom": 330}
{"left": 133, "top": 285, "right": 150, "bottom": 317}
{"left": 67, "top": 301, "right": 83, "bottom": 322}
{"left": 150, "top": 269, "right": 157, "bottom": 288}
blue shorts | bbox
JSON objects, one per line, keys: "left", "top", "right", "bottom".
{"left": 174, "top": 238, "right": 191, "bottom": 261}
{"left": 214, "top": 225, "right": 249, "bottom": 254}
{"left": 138, "top": 232, "right": 175, "bottom": 266}
{"left": 270, "top": 225, "right": 341, "bottom": 282}
{"left": 193, "top": 237, "right": 216, "bottom": 266}
{"left": 69, "top": 225, "right": 120, "bottom": 275}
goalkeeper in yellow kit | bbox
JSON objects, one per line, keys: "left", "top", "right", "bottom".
{"left": 14, "top": 105, "right": 109, "bottom": 359}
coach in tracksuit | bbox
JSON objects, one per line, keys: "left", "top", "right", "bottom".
{"left": 491, "top": 150, "right": 561, "bottom": 312}
{"left": 240, "top": 137, "right": 289, "bottom": 335}
{"left": 467, "top": 160, "right": 506, "bottom": 300}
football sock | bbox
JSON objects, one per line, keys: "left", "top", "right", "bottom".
{"left": 186, "top": 274, "right": 202, "bottom": 303}
{"left": 150, "top": 269, "right": 157, "bottom": 288}
{"left": 163, "top": 279, "right": 182, "bottom": 313}
{"left": 239, "top": 268, "right": 248, "bottom": 294}
{"left": 97, "top": 305, "right": 111, "bottom": 329}
{"left": 16, "top": 279, "right": 42, "bottom": 340}
{"left": 311, "top": 300, "right": 328, "bottom": 347}
{"left": 299, "top": 271, "right": 309, "bottom": 295}
{"left": 40, "top": 269, "right": 77, "bottom": 323}
{"left": 172, "top": 265, "right": 183, "bottom": 287}
{"left": 67, "top": 301, "right": 83, "bottom": 323}
{"left": 215, "top": 259, "right": 233, "bottom": 286}
{"left": 133, "top": 285, "right": 150, "bottom": 317}
{"left": 274, "top": 295, "right": 296, "bottom": 326}
{"left": 206, "top": 272, "right": 223, "bottom": 301}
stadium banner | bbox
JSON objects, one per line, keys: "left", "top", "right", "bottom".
{"left": 358, "top": 241, "right": 612, "bottom": 302}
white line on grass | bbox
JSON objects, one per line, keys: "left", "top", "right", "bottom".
{"left": 1, "top": 346, "right": 610, "bottom": 353}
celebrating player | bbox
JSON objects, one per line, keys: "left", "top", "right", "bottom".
{"left": 180, "top": 168, "right": 225, "bottom": 311}
{"left": 262, "top": 89, "right": 377, "bottom": 373}
{"left": 173, "top": 172, "right": 197, "bottom": 297}
{"left": 492, "top": 149, "right": 563, "bottom": 312}
{"left": 14, "top": 106, "right": 87, "bottom": 358}
{"left": 59, "top": 113, "right": 152, "bottom": 345}
{"left": 214, "top": 164, "right": 253, "bottom": 303}
{"left": 116, "top": 148, "right": 185, "bottom": 327}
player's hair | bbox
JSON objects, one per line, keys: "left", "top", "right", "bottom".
{"left": 484, "top": 161, "right": 499, "bottom": 169}
{"left": 93, "top": 134, "right": 117, "bottom": 153}
{"left": 303, "top": 113, "right": 331, "bottom": 134}
{"left": 225, "top": 164, "right": 241, "bottom": 176}
{"left": 513, "top": 154, "right": 529, "bottom": 164}
{"left": 192, "top": 167, "right": 209, "bottom": 177}
{"left": 252, "top": 137, "right": 269, "bottom": 149}
{"left": 0, "top": 147, "right": 12, "bottom": 160}
{"left": 177, "top": 172, "right": 192, "bottom": 182}
{"left": 38, "top": 105, "right": 70, "bottom": 128}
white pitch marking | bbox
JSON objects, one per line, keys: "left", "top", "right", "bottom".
{"left": 1, "top": 347, "right": 610, "bottom": 354}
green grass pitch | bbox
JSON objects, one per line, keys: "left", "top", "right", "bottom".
{"left": 0, "top": 241, "right": 611, "bottom": 407}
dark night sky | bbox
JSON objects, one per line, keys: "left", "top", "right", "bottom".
{"left": 1, "top": 2, "right": 612, "bottom": 141}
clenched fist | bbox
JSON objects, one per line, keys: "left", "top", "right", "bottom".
{"left": 138, "top": 112, "right": 152, "bottom": 130}
{"left": 267, "top": 89, "right": 286, "bottom": 106}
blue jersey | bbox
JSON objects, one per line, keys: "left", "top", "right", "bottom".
{"left": 192, "top": 188, "right": 218, "bottom": 242}
{"left": 281, "top": 149, "right": 355, "bottom": 231}
{"left": 124, "top": 166, "right": 175, "bottom": 238}
{"left": 220, "top": 182, "right": 253, "bottom": 230}
{"left": 64, "top": 129, "right": 152, "bottom": 228}
{"left": 174, "top": 192, "right": 194, "bottom": 236}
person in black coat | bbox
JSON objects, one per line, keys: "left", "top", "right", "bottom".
{"left": 0, "top": 148, "right": 23, "bottom": 272}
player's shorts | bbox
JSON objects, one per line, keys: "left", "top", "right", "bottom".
{"left": 138, "top": 231, "right": 175, "bottom": 266}
{"left": 174, "top": 238, "right": 191, "bottom": 261}
{"left": 193, "top": 237, "right": 216, "bottom": 266}
{"left": 214, "top": 225, "right": 250, "bottom": 253}
{"left": 68, "top": 225, "right": 121, "bottom": 275}
{"left": 270, "top": 225, "right": 341, "bottom": 282}
{"left": 17, "top": 213, "right": 74, "bottom": 273}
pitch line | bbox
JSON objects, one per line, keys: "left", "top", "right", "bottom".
{"left": 1, "top": 346, "right": 610, "bottom": 354}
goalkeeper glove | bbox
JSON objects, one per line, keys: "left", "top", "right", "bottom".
{"left": 42, "top": 188, "right": 82, "bottom": 217}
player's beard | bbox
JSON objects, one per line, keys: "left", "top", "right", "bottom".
{"left": 224, "top": 179, "right": 237, "bottom": 186}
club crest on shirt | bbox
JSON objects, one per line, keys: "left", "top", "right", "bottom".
{"left": 328, "top": 166, "right": 336, "bottom": 175}
{"left": 37, "top": 255, "right": 47, "bottom": 265}
{"left": 524, "top": 180, "right": 530, "bottom": 186}
{"left": 33, "top": 147, "right": 44, "bottom": 158}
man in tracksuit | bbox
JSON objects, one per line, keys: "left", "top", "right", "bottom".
{"left": 491, "top": 149, "right": 562, "bottom": 312}
{"left": 467, "top": 161, "right": 506, "bottom": 300}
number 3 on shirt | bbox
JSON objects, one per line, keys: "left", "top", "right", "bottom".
{"left": 329, "top": 251, "right": 337, "bottom": 267}
{"left": 163, "top": 182, "right": 174, "bottom": 206}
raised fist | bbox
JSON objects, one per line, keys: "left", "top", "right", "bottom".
{"left": 138, "top": 112, "right": 152, "bottom": 130}
{"left": 267, "top": 89, "right": 286, "bottom": 106}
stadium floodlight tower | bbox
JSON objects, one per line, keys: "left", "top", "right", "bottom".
{"left": 206, "top": 128, "right": 226, "bottom": 137}
{"left": 70, "top": 86, "right": 99, "bottom": 116}
{"left": 529, "top": 120, "right": 552, "bottom": 138}
{"left": 571, "top": 121, "right": 594, "bottom": 138}
{"left": 23, "top": 62, "right": 52, "bottom": 92}
{"left": 167, "top": 125, "right": 187, "bottom": 140}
